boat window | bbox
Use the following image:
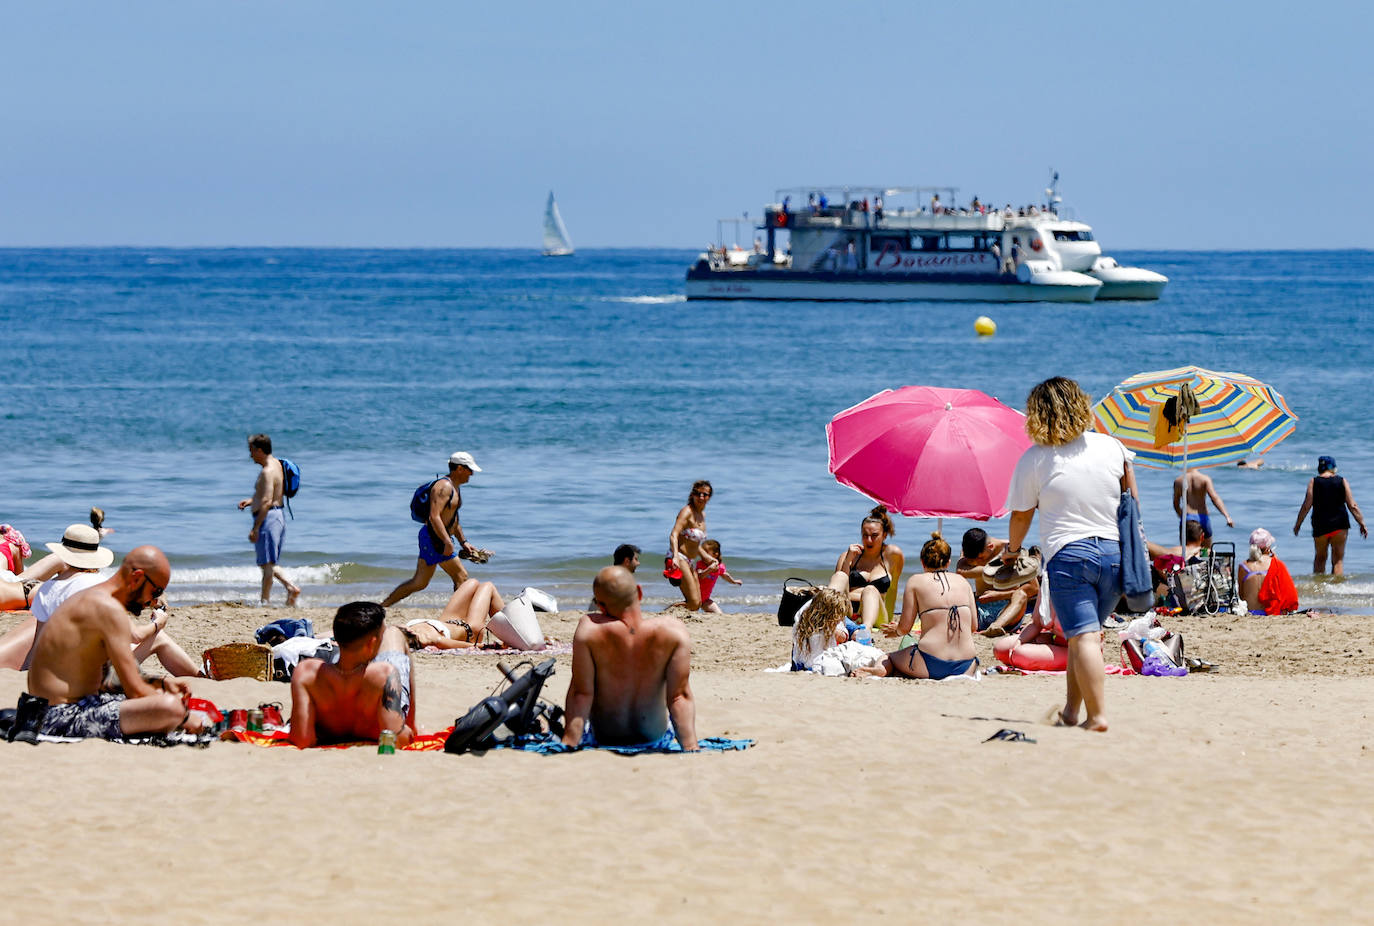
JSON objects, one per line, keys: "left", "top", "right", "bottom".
{"left": 1052, "top": 230, "right": 1094, "bottom": 242}
{"left": 920, "top": 235, "right": 942, "bottom": 251}
{"left": 944, "top": 234, "right": 977, "bottom": 251}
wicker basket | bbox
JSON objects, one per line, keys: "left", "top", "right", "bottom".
{"left": 202, "top": 643, "right": 274, "bottom": 681}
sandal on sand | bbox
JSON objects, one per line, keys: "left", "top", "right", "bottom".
{"left": 987, "top": 552, "right": 1040, "bottom": 590}
{"left": 983, "top": 728, "right": 1037, "bottom": 744}
{"left": 1184, "top": 657, "right": 1218, "bottom": 673}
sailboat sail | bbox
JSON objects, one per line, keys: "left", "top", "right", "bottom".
{"left": 542, "top": 191, "right": 574, "bottom": 256}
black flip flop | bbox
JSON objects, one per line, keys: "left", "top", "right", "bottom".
{"left": 983, "top": 728, "right": 1037, "bottom": 744}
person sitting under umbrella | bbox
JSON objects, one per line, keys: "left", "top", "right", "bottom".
{"left": 827, "top": 507, "right": 900, "bottom": 642}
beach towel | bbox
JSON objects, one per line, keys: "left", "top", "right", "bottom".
{"left": 224, "top": 726, "right": 452, "bottom": 751}
{"left": 1258, "top": 556, "right": 1299, "bottom": 615}
{"left": 491, "top": 731, "right": 754, "bottom": 756}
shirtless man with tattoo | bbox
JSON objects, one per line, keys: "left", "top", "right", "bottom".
{"left": 288, "top": 601, "right": 417, "bottom": 748}
{"left": 561, "top": 566, "right": 697, "bottom": 750}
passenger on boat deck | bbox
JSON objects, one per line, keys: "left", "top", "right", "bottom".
{"left": 930, "top": 193, "right": 942, "bottom": 214}
{"left": 873, "top": 195, "right": 883, "bottom": 220}
{"left": 1010, "top": 238, "right": 1023, "bottom": 267}
{"left": 830, "top": 507, "right": 901, "bottom": 643}
{"left": 853, "top": 533, "right": 979, "bottom": 680}
{"left": 954, "top": 527, "right": 1038, "bottom": 638}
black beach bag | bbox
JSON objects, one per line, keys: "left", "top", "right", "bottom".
{"left": 777, "top": 577, "right": 818, "bottom": 627}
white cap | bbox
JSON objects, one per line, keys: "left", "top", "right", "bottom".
{"left": 449, "top": 451, "right": 482, "bottom": 473}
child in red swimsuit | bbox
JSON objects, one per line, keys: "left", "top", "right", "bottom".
{"left": 695, "top": 539, "right": 742, "bottom": 613}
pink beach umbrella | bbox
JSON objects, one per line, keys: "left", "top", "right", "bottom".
{"left": 826, "top": 386, "right": 1032, "bottom": 524}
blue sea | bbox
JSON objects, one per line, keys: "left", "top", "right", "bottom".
{"left": 3, "top": 248, "right": 1372, "bottom": 614}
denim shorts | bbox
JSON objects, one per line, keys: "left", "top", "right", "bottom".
{"left": 1047, "top": 538, "right": 1122, "bottom": 638}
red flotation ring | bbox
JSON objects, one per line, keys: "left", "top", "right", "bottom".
{"left": 1030, "top": 237, "right": 1043, "bottom": 252}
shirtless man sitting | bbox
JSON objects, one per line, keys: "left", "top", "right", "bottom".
{"left": 954, "top": 528, "right": 1039, "bottom": 638}
{"left": 289, "top": 602, "right": 417, "bottom": 748}
{"left": 561, "top": 566, "right": 697, "bottom": 750}
{"left": 25, "top": 545, "right": 197, "bottom": 740}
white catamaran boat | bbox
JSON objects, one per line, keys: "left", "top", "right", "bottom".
{"left": 685, "top": 175, "right": 1166, "bottom": 302}
{"left": 542, "top": 191, "right": 574, "bottom": 257}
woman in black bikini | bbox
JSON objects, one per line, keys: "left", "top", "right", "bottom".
{"left": 854, "top": 534, "right": 978, "bottom": 680}
{"left": 830, "top": 507, "right": 897, "bottom": 638}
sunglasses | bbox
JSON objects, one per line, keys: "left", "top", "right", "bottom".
{"left": 141, "top": 575, "right": 166, "bottom": 599}
{"left": 693, "top": 491, "right": 712, "bottom": 498}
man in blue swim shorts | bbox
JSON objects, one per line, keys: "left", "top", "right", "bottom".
{"left": 1173, "top": 468, "right": 1233, "bottom": 541}
{"left": 238, "top": 433, "right": 301, "bottom": 606}
{"left": 562, "top": 566, "right": 698, "bottom": 751}
{"left": 382, "top": 451, "right": 485, "bottom": 608}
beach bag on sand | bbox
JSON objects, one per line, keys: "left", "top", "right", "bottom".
{"left": 777, "top": 578, "right": 818, "bottom": 627}
{"left": 487, "top": 593, "right": 546, "bottom": 651}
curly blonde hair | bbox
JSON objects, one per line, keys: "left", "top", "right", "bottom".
{"left": 1024, "top": 376, "right": 1093, "bottom": 446}
{"left": 795, "top": 586, "right": 849, "bottom": 644}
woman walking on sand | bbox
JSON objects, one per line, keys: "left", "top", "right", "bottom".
{"left": 665, "top": 480, "right": 712, "bottom": 611}
{"left": 1293, "top": 455, "right": 1366, "bottom": 575}
{"left": 1005, "top": 377, "right": 1136, "bottom": 733}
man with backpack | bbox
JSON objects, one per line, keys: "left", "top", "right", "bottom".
{"left": 237, "top": 433, "right": 301, "bottom": 606}
{"left": 381, "top": 451, "right": 483, "bottom": 608}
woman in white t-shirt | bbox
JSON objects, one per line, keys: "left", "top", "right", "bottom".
{"left": 1005, "top": 377, "right": 1136, "bottom": 733}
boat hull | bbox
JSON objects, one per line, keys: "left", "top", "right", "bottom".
{"left": 1087, "top": 260, "right": 1167, "bottom": 300}
{"left": 685, "top": 270, "right": 1100, "bottom": 303}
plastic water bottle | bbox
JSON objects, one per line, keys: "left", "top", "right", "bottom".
{"left": 1141, "top": 638, "right": 1174, "bottom": 666}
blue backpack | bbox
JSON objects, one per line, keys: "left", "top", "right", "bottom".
{"left": 280, "top": 458, "right": 301, "bottom": 518}
{"left": 410, "top": 476, "right": 445, "bottom": 523}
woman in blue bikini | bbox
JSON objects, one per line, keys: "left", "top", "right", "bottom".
{"left": 853, "top": 534, "right": 978, "bottom": 680}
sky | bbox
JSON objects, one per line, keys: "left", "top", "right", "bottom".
{"left": 2, "top": 0, "right": 1369, "bottom": 249}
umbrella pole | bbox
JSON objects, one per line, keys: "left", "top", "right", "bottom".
{"left": 1180, "top": 430, "right": 1188, "bottom": 554}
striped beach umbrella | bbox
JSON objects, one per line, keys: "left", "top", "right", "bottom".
{"left": 1092, "top": 366, "right": 1298, "bottom": 469}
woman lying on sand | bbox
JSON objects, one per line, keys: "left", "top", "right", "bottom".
{"left": 400, "top": 578, "right": 504, "bottom": 650}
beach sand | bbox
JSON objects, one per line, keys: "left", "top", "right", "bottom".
{"left": 2, "top": 603, "right": 1372, "bottom": 924}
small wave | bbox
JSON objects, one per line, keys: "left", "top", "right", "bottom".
{"left": 172, "top": 562, "right": 352, "bottom": 585}
{"left": 603, "top": 295, "right": 687, "bottom": 304}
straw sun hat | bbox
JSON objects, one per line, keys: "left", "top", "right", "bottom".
{"left": 46, "top": 524, "right": 115, "bottom": 569}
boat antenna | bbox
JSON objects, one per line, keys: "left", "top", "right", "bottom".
{"left": 1044, "top": 168, "right": 1062, "bottom": 212}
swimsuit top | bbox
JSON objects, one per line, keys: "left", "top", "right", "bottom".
{"left": 1311, "top": 475, "right": 1350, "bottom": 536}
{"left": 681, "top": 527, "right": 706, "bottom": 545}
{"left": 1237, "top": 560, "right": 1267, "bottom": 585}
{"left": 847, "top": 549, "right": 890, "bottom": 595}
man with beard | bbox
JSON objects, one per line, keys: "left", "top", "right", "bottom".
{"left": 25, "top": 545, "right": 198, "bottom": 739}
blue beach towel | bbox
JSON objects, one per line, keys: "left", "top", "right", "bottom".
{"left": 493, "top": 732, "right": 754, "bottom": 756}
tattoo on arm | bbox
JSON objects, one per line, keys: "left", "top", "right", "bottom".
{"left": 382, "top": 671, "right": 404, "bottom": 715}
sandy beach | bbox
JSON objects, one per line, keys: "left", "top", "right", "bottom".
{"left": 2, "top": 602, "right": 1372, "bottom": 924}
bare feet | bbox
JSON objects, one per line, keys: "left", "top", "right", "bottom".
{"left": 979, "top": 626, "right": 1008, "bottom": 639}
{"left": 1043, "top": 705, "right": 1108, "bottom": 732}
{"left": 285, "top": 585, "right": 301, "bottom": 607}
{"left": 851, "top": 663, "right": 888, "bottom": 678}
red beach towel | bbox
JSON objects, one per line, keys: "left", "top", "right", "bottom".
{"left": 225, "top": 727, "right": 453, "bottom": 750}
{"left": 1258, "top": 556, "right": 1299, "bottom": 615}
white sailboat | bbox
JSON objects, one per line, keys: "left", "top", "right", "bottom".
{"left": 542, "top": 191, "right": 574, "bottom": 256}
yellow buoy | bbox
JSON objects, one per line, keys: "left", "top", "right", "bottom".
{"left": 974, "top": 315, "right": 996, "bottom": 336}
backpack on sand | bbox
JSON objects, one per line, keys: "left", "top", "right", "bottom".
{"left": 280, "top": 458, "right": 301, "bottom": 519}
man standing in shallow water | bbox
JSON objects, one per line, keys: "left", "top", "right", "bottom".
{"left": 562, "top": 566, "right": 697, "bottom": 750}
{"left": 238, "top": 433, "right": 300, "bottom": 606}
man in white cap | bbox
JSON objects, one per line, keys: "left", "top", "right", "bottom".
{"left": 381, "top": 451, "right": 485, "bottom": 608}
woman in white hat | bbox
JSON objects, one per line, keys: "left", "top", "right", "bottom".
{"left": 0, "top": 524, "right": 113, "bottom": 669}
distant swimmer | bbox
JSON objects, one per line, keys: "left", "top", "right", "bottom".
{"left": 1235, "top": 458, "right": 1265, "bottom": 470}
{"left": 237, "top": 433, "right": 300, "bottom": 606}
{"left": 1173, "top": 467, "right": 1233, "bottom": 541}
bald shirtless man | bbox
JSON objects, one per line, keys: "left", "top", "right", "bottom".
{"left": 1174, "top": 468, "right": 1233, "bottom": 541}
{"left": 561, "top": 566, "right": 697, "bottom": 750}
{"left": 289, "top": 601, "right": 417, "bottom": 748}
{"left": 25, "top": 545, "right": 197, "bottom": 740}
